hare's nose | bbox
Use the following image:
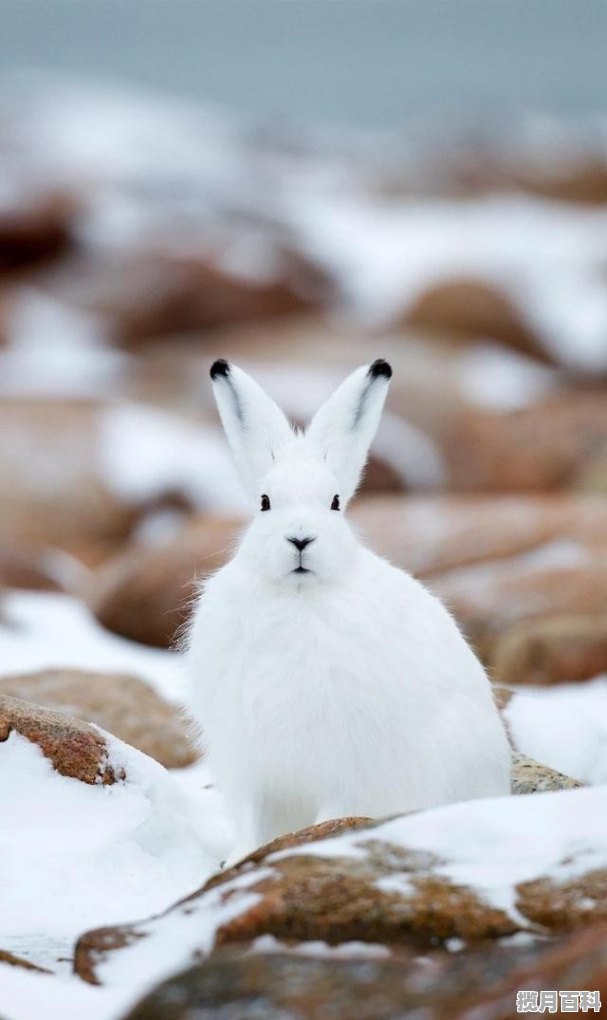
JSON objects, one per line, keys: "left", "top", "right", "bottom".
{"left": 287, "top": 536, "right": 315, "bottom": 552}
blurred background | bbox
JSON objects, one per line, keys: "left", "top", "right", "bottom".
{"left": 2, "top": 0, "right": 607, "bottom": 124}
{"left": 0, "top": 0, "right": 606, "bottom": 689}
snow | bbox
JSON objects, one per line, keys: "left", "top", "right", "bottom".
{"left": 249, "top": 935, "right": 391, "bottom": 958}
{"left": 0, "top": 739, "right": 233, "bottom": 1019}
{"left": 0, "top": 746, "right": 234, "bottom": 1020}
{"left": 0, "top": 75, "right": 248, "bottom": 217}
{"left": 0, "top": 731, "right": 221, "bottom": 964}
{"left": 373, "top": 413, "right": 446, "bottom": 488}
{"left": 291, "top": 192, "right": 607, "bottom": 373}
{"left": 505, "top": 675, "right": 607, "bottom": 785}
{"left": 171, "top": 759, "right": 235, "bottom": 864}
{"left": 0, "top": 966, "right": 133, "bottom": 1020}
{"left": 0, "top": 290, "right": 123, "bottom": 399}
{"left": 99, "top": 403, "right": 247, "bottom": 514}
{"left": 457, "top": 342, "right": 558, "bottom": 412}
{"left": 0, "top": 590, "right": 185, "bottom": 704}
{"left": 0, "top": 735, "right": 211, "bottom": 945}
{"left": 0, "top": 588, "right": 237, "bottom": 1018}
{"left": 93, "top": 869, "right": 271, "bottom": 991}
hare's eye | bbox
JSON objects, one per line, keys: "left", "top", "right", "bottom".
{"left": 260, "top": 494, "right": 271, "bottom": 512}
{"left": 331, "top": 494, "right": 340, "bottom": 511}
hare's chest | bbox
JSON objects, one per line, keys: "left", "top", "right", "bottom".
{"left": 234, "top": 598, "right": 387, "bottom": 724}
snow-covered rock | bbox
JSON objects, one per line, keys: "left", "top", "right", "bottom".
{"left": 0, "top": 720, "right": 221, "bottom": 973}
{"left": 75, "top": 785, "right": 607, "bottom": 988}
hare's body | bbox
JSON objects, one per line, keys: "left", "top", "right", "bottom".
{"left": 187, "top": 358, "right": 511, "bottom": 863}
{"left": 190, "top": 547, "right": 508, "bottom": 848}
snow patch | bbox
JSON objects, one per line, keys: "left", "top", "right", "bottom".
{"left": 99, "top": 404, "right": 246, "bottom": 514}
{"left": 0, "top": 589, "right": 185, "bottom": 703}
{"left": 0, "top": 731, "right": 218, "bottom": 951}
{"left": 94, "top": 869, "right": 272, "bottom": 989}
{"left": 505, "top": 676, "right": 607, "bottom": 785}
{"left": 0, "top": 964, "right": 132, "bottom": 1020}
{"left": 291, "top": 193, "right": 607, "bottom": 373}
{"left": 250, "top": 934, "right": 391, "bottom": 958}
{"left": 458, "top": 342, "right": 558, "bottom": 412}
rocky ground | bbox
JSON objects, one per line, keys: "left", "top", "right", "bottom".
{"left": 0, "top": 81, "right": 606, "bottom": 1020}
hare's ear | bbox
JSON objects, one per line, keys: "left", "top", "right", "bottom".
{"left": 306, "top": 359, "right": 392, "bottom": 505}
{"left": 210, "top": 360, "right": 293, "bottom": 498}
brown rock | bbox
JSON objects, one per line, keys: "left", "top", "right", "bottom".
{"left": 88, "top": 494, "right": 607, "bottom": 651}
{"left": 208, "top": 817, "right": 375, "bottom": 888}
{"left": 0, "top": 547, "right": 63, "bottom": 591}
{"left": 0, "top": 694, "right": 122, "bottom": 785}
{"left": 450, "top": 922, "right": 607, "bottom": 1020}
{"left": 357, "top": 454, "right": 405, "bottom": 495}
{"left": 0, "top": 397, "right": 230, "bottom": 561}
{"left": 433, "top": 554, "right": 607, "bottom": 664}
{"left": 0, "top": 950, "right": 50, "bottom": 974}
{"left": 510, "top": 751, "right": 582, "bottom": 795}
{"left": 515, "top": 159, "right": 607, "bottom": 205}
{"left": 74, "top": 854, "right": 579, "bottom": 986}
{"left": 0, "top": 190, "right": 76, "bottom": 271}
{"left": 0, "top": 669, "right": 198, "bottom": 769}
{"left": 518, "top": 870, "right": 607, "bottom": 932}
{"left": 122, "top": 949, "right": 428, "bottom": 1020}
{"left": 493, "top": 612, "right": 607, "bottom": 686}
{"left": 117, "top": 944, "right": 512, "bottom": 1020}
{"left": 210, "top": 858, "right": 513, "bottom": 949}
{"left": 462, "top": 151, "right": 607, "bottom": 206}
{"left": 87, "top": 517, "right": 242, "bottom": 647}
{"left": 120, "top": 926, "right": 607, "bottom": 1020}
{"left": 60, "top": 245, "right": 331, "bottom": 348}
{"left": 0, "top": 398, "right": 137, "bottom": 551}
{"left": 405, "top": 277, "right": 548, "bottom": 363}
{"left": 444, "top": 389, "right": 607, "bottom": 492}
{"left": 350, "top": 493, "right": 607, "bottom": 577}
{"left": 123, "top": 317, "right": 348, "bottom": 412}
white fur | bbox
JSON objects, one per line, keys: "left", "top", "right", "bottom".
{"left": 187, "top": 360, "right": 511, "bottom": 864}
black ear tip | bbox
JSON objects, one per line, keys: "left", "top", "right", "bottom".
{"left": 210, "top": 359, "right": 230, "bottom": 380}
{"left": 369, "top": 358, "right": 392, "bottom": 380}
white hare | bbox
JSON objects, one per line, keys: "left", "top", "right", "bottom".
{"left": 187, "top": 358, "right": 510, "bottom": 864}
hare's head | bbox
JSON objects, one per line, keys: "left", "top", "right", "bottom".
{"left": 210, "top": 358, "right": 392, "bottom": 585}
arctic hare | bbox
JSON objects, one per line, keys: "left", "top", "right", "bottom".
{"left": 187, "top": 358, "right": 510, "bottom": 863}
